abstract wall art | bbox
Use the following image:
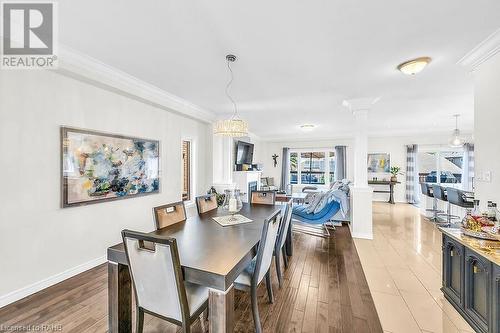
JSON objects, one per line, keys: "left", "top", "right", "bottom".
{"left": 61, "top": 127, "right": 160, "bottom": 207}
{"left": 367, "top": 153, "right": 390, "bottom": 173}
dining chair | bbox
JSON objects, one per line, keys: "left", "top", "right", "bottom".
{"left": 195, "top": 194, "right": 218, "bottom": 214}
{"left": 251, "top": 190, "right": 276, "bottom": 205}
{"left": 121, "top": 230, "right": 209, "bottom": 333}
{"left": 153, "top": 201, "right": 187, "bottom": 230}
{"left": 234, "top": 209, "right": 281, "bottom": 333}
{"left": 274, "top": 200, "right": 293, "bottom": 288}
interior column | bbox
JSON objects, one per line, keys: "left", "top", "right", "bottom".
{"left": 212, "top": 130, "right": 235, "bottom": 192}
{"left": 343, "top": 98, "right": 378, "bottom": 239}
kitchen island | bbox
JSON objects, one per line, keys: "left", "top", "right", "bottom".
{"left": 439, "top": 227, "right": 500, "bottom": 333}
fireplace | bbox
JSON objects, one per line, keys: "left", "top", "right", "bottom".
{"left": 248, "top": 181, "right": 258, "bottom": 203}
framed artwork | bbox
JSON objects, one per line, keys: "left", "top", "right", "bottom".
{"left": 367, "top": 153, "right": 390, "bottom": 173}
{"left": 61, "top": 127, "right": 160, "bottom": 207}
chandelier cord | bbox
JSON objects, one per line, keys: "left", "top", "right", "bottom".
{"left": 225, "top": 59, "right": 239, "bottom": 120}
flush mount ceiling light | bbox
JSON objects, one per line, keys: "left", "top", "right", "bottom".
{"left": 214, "top": 54, "right": 249, "bottom": 137}
{"left": 300, "top": 124, "right": 315, "bottom": 131}
{"left": 449, "top": 114, "right": 465, "bottom": 148}
{"left": 397, "top": 57, "right": 432, "bottom": 75}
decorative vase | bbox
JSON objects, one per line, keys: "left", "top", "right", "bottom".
{"left": 390, "top": 175, "right": 397, "bottom": 182}
{"left": 222, "top": 189, "right": 243, "bottom": 219}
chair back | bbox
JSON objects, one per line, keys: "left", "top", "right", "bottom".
{"left": 153, "top": 202, "right": 187, "bottom": 230}
{"left": 121, "top": 230, "right": 189, "bottom": 322}
{"left": 253, "top": 209, "right": 281, "bottom": 285}
{"left": 432, "top": 184, "right": 446, "bottom": 201}
{"left": 420, "top": 183, "right": 433, "bottom": 197}
{"left": 251, "top": 191, "right": 276, "bottom": 205}
{"left": 277, "top": 200, "right": 293, "bottom": 251}
{"left": 195, "top": 194, "right": 218, "bottom": 214}
{"left": 447, "top": 187, "right": 473, "bottom": 208}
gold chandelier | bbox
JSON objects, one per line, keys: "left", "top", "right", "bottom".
{"left": 214, "top": 54, "right": 249, "bottom": 137}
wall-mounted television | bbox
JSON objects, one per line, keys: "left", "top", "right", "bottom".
{"left": 235, "top": 141, "right": 254, "bottom": 165}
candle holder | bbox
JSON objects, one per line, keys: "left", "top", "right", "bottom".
{"left": 222, "top": 189, "right": 243, "bottom": 221}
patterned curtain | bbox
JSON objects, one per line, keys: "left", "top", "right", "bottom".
{"left": 280, "top": 147, "right": 290, "bottom": 191}
{"left": 405, "top": 144, "right": 418, "bottom": 204}
{"left": 462, "top": 143, "right": 475, "bottom": 191}
{"left": 334, "top": 146, "right": 347, "bottom": 181}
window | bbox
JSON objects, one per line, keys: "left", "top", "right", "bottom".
{"left": 418, "top": 147, "right": 463, "bottom": 188}
{"left": 182, "top": 140, "right": 191, "bottom": 201}
{"left": 289, "top": 149, "right": 335, "bottom": 186}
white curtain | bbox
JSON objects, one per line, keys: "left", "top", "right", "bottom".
{"left": 462, "top": 143, "right": 474, "bottom": 191}
{"left": 405, "top": 144, "right": 419, "bottom": 204}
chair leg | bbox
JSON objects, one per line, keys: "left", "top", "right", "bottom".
{"left": 275, "top": 253, "right": 283, "bottom": 288}
{"left": 251, "top": 285, "right": 262, "bottom": 333}
{"left": 282, "top": 247, "right": 289, "bottom": 268}
{"left": 136, "top": 307, "right": 144, "bottom": 333}
{"left": 265, "top": 269, "right": 274, "bottom": 304}
{"left": 182, "top": 323, "right": 191, "bottom": 333}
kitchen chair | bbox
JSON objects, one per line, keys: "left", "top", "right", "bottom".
{"left": 195, "top": 194, "right": 218, "bottom": 214}
{"left": 251, "top": 190, "right": 276, "bottom": 205}
{"left": 274, "top": 200, "right": 293, "bottom": 288}
{"left": 432, "top": 185, "right": 459, "bottom": 224}
{"left": 153, "top": 201, "right": 187, "bottom": 230}
{"left": 234, "top": 209, "right": 281, "bottom": 333}
{"left": 121, "top": 230, "right": 209, "bottom": 333}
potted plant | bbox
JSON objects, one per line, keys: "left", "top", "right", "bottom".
{"left": 390, "top": 166, "right": 403, "bottom": 182}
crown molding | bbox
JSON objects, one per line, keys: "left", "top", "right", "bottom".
{"left": 457, "top": 28, "right": 500, "bottom": 71}
{"left": 53, "top": 45, "right": 216, "bottom": 123}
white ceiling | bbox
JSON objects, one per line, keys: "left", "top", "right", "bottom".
{"left": 59, "top": 0, "right": 500, "bottom": 140}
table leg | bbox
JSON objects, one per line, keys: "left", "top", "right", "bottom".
{"left": 389, "top": 184, "right": 395, "bottom": 204}
{"left": 108, "top": 262, "right": 132, "bottom": 333}
{"left": 209, "top": 285, "right": 234, "bottom": 333}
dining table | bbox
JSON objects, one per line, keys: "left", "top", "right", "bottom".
{"left": 106, "top": 203, "right": 290, "bottom": 333}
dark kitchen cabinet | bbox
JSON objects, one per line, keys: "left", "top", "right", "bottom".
{"left": 442, "top": 235, "right": 464, "bottom": 307}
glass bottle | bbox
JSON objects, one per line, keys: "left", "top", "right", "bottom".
{"left": 471, "top": 199, "right": 481, "bottom": 218}
{"left": 462, "top": 209, "right": 472, "bottom": 228}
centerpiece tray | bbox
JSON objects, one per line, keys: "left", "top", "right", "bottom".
{"left": 461, "top": 227, "right": 499, "bottom": 241}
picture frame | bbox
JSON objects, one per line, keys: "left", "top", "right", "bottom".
{"left": 367, "top": 153, "right": 390, "bottom": 173}
{"left": 61, "top": 126, "right": 160, "bottom": 208}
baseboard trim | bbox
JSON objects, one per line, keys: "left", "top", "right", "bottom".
{"left": 351, "top": 232, "right": 373, "bottom": 240}
{"left": 0, "top": 255, "right": 106, "bottom": 308}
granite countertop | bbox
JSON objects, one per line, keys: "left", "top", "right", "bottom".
{"left": 439, "top": 227, "right": 500, "bottom": 266}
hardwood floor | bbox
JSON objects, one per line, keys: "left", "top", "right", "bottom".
{"left": 0, "top": 226, "right": 382, "bottom": 333}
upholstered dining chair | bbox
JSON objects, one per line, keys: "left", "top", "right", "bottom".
{"left": 121, "top": 230, "right": 209, "bottom": 333}
{"left": 274, "top": 200, "right": 293, "bottom": 288}
{"left": 153, "top": 201, "right": 187, "bottom": 230}
{"left": 251, "top": 190, "right": 276, "bottom": 205}
{"left": 234, "top": 209, "right": 281, "bottom": 333}
{"left": 195, "top": 194, "right": 218, "bottom": 214}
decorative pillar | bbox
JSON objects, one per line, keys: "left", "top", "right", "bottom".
{"left": 343, "top": 98, "right": 379, "bottom": 239}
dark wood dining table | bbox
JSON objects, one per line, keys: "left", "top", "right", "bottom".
{"left": 107, "top": 203, "right": 289, "bottom": 333}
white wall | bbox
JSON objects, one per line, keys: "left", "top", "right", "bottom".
{"left": 0, "top": 70, "right": 212, "bottom": 304}
{"left": 259, "top": 134, "right": 461, "bottom": 202}
{"left": 474, "top": 53, "right": 500, "bottom": 207}
{"left": 260, "top": 139, "right": 354, "bottom": 191}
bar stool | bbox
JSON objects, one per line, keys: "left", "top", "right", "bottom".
{"left": 420, "top": 183, "right": 442, "bottom": 222}
{"left": 446, "top": 188, "right": 474, "bottom": 220}
{"left": 431, "top": 185, "right": 459, "bottom": 225}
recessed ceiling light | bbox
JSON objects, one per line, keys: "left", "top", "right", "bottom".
{"left": 397, "top": 57, "right": 432, "bottom": 75}
{"left": 300, "top": 124, "right": 315, "bottom": 131}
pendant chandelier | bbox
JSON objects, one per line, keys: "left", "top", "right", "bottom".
{"left": 214, "top": 54, "right": 249, "bottom": 137}
{"left": 449, "top": 114, "right": 464, "bottom": 148}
